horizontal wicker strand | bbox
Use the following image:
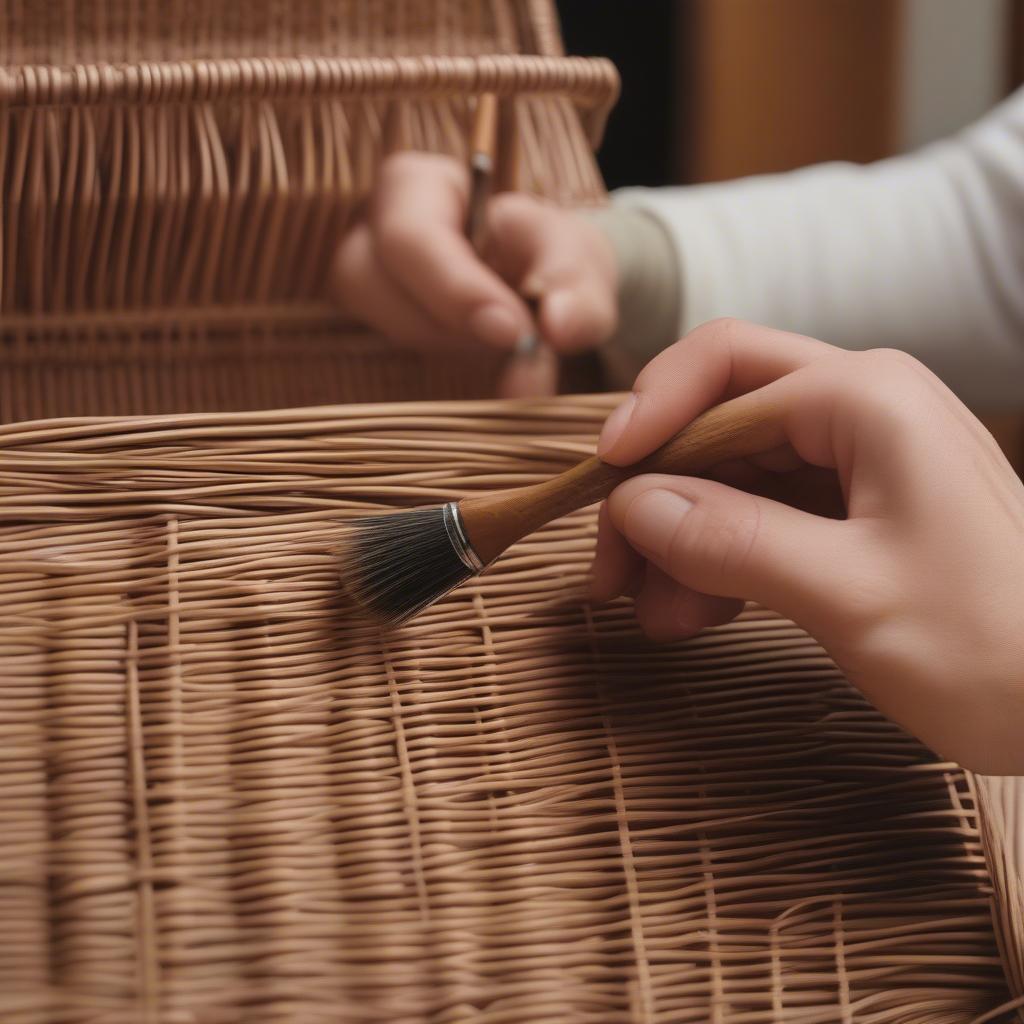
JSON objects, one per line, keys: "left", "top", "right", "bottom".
{"left": 0, "top": 394, "right": 1017, "bottom": 1023}
{"left": 1, "top": 55, "right": 618, "bottom": 122}
{"left": 0, "top": 322, "right": 505, "bottom": 423}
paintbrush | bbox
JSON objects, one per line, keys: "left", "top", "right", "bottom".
{"left": 338, "top": 391, "right": 786, "bottom": 626}
{"left": 465, "top": 93, "right": 543, "bottom": 362}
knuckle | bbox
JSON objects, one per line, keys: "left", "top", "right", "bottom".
{"left": 379, "top": 150, "right": 447, "bottom": 186}
{"left": 716, "top": 501, "right": 762, "bottom": 584}
{"left": 858, "top": 349, "right": 930, "bottom": 401}
{"left": 860, "top": 347, "right": 927, "bottom": 382}
{"left": 689, "top": 317, "right": 744, "bottom": 352}
{"left": 670, "top": 493, "right": 762, "bottom": 590}
{"left": 378, "top": 151, "right": 416, "bottom": 183}
{"left": 840, "top": 350, "right": 934, "bottom": 426}
{"left": 637, "top": 317, "right": 739, "bottom": 389}
{"left": 834, "top": 576, "right": 900, "bottom": 642}
{"left": 863, "top": 346, "right": 919, "bottom": 368}
{"left": 488, "top": 190, "right": 541, "bottom": 230}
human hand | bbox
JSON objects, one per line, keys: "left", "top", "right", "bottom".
{"left": 331, "top": 152, "right": 617, "bottom": 397}
{"left": 591, "top": 318, "right": 1024, "bottom": 774}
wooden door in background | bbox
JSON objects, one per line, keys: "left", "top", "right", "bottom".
{"left": 680, "top": 0, "right": 902, "bottom": 182}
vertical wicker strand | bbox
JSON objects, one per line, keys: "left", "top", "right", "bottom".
{"left": 585, "top": 604, "right": 654, "bottom": 1021}
{"left": 833, "top": 899, "right": 854, "bottom": 1024}
{"left": 159, "top": 516, "right": 189, "bottom": 1022}
{"left": 699, "top": 781, "right": 726, "bottom": 1023}
{"left": 0, "top": 106, "right": 8, "bottom": 315}
{"left": 125, "top": 617, "right": 160, "bottom": 1024}
{"left": 382, "top": 641, "right": 431, "bottom": 923}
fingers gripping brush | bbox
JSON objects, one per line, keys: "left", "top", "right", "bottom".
{"left": 338, "top": 393, "right": 786, "bottom": 627}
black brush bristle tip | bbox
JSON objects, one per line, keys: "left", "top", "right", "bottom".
{"left": 337, "top": 503, "right": 481, "bottom": 627}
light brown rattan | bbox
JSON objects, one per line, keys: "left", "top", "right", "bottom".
{"left": 0, "top": 0, "right": 618, "bottom": 419}
{"left": 0, "top": 393, "right": 1021, "bottom": 1024}
{"left": 0, "top": 1, "right": 567, "bottom": 64}
{"left": 2, "top": 3, "right": 1021, "bottom": 1021}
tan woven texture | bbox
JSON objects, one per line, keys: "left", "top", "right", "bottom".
{"left": 3, "top": 3, "right": 1022, "bottom": 1021}
{"left": 0, "top": 394, "right": 1020, "bottom": 1024}
{"left": 0, "top": 0, "right": 617, "bottom": 420}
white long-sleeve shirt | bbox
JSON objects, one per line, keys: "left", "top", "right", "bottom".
{"left": 603, "top": 86, "right": 1024, "bottom": 409}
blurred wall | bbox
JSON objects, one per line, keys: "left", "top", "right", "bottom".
{"left": 901, "top": 0, "right": 1009, "bottom": 149}
{"left": 683, "top": 0, "right": 901, "bottom": 182}
{"left": 683, "top": 0, "right": 1014, "bottom": 181}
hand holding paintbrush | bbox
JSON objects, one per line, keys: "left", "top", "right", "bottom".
{"left": 338, "top": 386, "right": 784, "bottom": 626}
{"left": 339, "top": 321, "right": 1024, "bottom": 776}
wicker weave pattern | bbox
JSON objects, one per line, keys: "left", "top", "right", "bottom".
{"left": 0, "top": 0, "right": 564, "bottom": 63}
{"left": 0, "top": 314, "right": 503, "bottom": 422}
{"left": 0, "top": 1, "right": 617, "bottom": 414}
{"left": 0, "top": 394, "right": 1015, "bottom": 1024}
{"left": 1, "top": 55, "right": 614, "bottom": 317}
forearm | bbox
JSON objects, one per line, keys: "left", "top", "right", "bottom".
{"left": 599, "top": 89, "right": 1024, "bottom": 408}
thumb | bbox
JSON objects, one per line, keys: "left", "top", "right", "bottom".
{"left": 607, "top": 474, "right": 845, "bottom": 625}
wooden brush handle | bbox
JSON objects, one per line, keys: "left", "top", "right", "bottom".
{"left": 470, "top": 93, "right": 499, "bottom": 165}
{"left": 465, "top": 94, "right": 498, "bottom": 250}
{"left": 461, "top": 392, "right": 787, "bottom": 564}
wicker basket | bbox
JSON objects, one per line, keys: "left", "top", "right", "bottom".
{"left": 1, "top": 4, "right": 1022, "bottom": 1022}
{"left": 0, "top": 394, "right": 1021, "bottom": 1024}
{"left": 0, "top": 0, "right": 618, "bottom": 421}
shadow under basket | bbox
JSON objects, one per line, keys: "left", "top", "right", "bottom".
{"left": 0, "top": 394, "right": 1021, "bottom": 1024}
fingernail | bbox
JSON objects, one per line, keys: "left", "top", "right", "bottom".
{"left": 469, "top": 304, "right": 522, "bottom": 349}
{"left": 624, "top": 489, "right": 694, "bottom": 560}
{"left": 598, "top": 393, "right": 637, "bottom": 458}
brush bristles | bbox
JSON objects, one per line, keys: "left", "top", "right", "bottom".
{"left": 338, "top": 505, "right": 478, "bottom": 627}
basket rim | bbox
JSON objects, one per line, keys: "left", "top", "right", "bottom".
{"left": 0, "top": 54, "right": 620, "bottom": 109}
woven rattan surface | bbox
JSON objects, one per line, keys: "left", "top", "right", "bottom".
{"left": 0, "top": 312, "right": 505, "bottom": 423}
{"left": 1, "top": 1, "right": 617, "bottom": 414}
{"left": 0, "top": 393, "right": 1019, "bottom": 1024}
{"left": 0, "top": 53, "right": 615, "bottom": 317}
{"left": 0, "top": 1, "right": 568, "bottom": 63}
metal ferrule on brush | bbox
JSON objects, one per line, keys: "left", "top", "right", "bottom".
{"left": 442, "top": 501, "right": 484, "bottom": 572}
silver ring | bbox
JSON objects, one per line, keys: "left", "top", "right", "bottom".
{"left": 515, "top": 333, "right": 540, "bottom": 358}
{"left": 442, "top": 502, "right": 485, "bottom": 572}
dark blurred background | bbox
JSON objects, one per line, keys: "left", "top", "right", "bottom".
{"left": 555, "top": 1, "right": 676, "bottom": 189}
